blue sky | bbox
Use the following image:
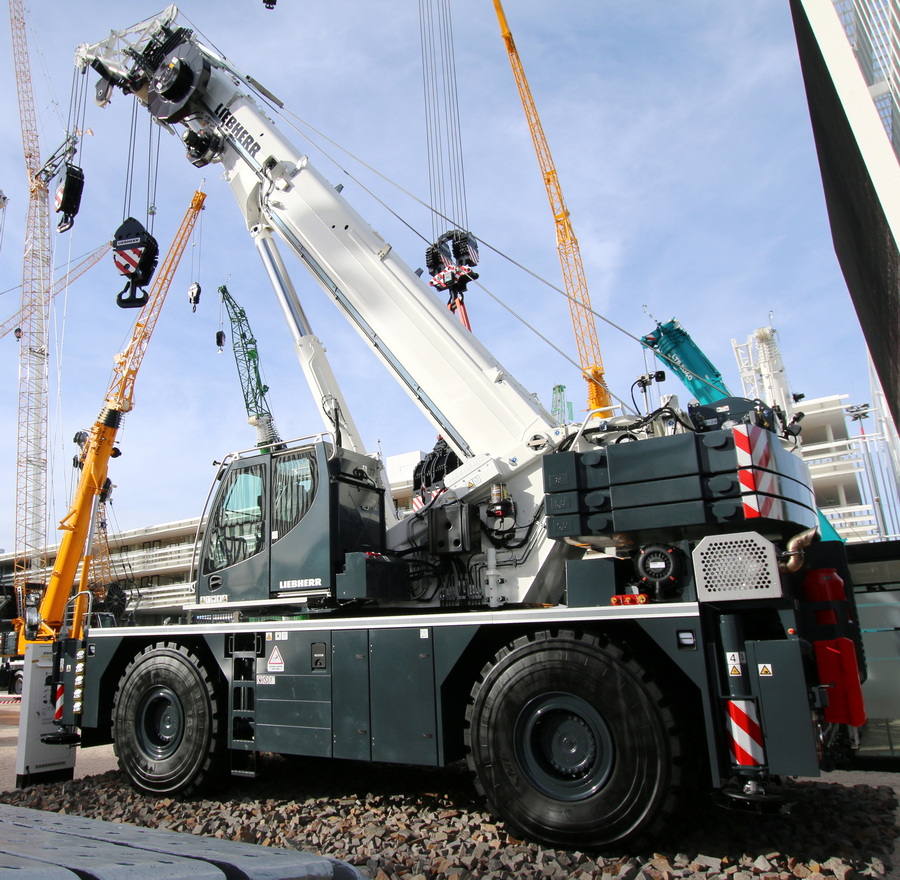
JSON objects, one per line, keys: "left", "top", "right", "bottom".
{"left": 0, "top": 1, "right": 871, "bottom": 553}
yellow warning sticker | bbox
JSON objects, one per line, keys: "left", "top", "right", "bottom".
{"left": 758, "top": 664, "right": 773, "bottom": 676}
{"left": 729, "top": 665, "right": 742, "bottom": 677}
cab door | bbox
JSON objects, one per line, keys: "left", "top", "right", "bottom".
{"left": 198, "top": 457, "right": 269, "bottom": 604}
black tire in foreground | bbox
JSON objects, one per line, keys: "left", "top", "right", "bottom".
{"left": 112, "top": 641, "right": 224, "bottom": 796}
{"left": 465, "top": 629, "right": 686, "bottom": 848}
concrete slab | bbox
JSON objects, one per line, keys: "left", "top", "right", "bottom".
{"left": 0, "top": 818, "right": 223, "bottom": 880}
{"left": 0, "top": 852, "right": 82, "bottom": 878}
{"left": 0, "top": 805, "right": 362, "bottom": 880}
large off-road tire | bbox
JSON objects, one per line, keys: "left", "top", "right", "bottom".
{"left": 464, "top": 629, "right": 685, "bottom": 847}
{"left": 112, "top": 641, "right": 224, "bottom": 796}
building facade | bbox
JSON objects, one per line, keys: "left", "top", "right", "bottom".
{"left": 833, "top": 0, "right": 900, "bottom": 155}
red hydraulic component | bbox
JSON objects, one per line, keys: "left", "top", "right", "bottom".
{"left": 447, "top": 290, "right": 472, "bottom": 331}
{"left": 814, "top": 638, "right": 866, "bottom": 727}
{"left": 610, "top": 593, "right": 649, "bottom": 606}
{"left": 802, "top": 567, "right": 866, "bottom": 727}
{"left": 803, "top": 567, "right": 847, "bottom": 626}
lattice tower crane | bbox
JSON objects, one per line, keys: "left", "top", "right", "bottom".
{"left": 0, "top": 242, "right": 111, "bottom": 341}
{"left": 0, "top": 190, "right": 8, "bottom": 252}
{"left": 219, "top": 284, "right": 281, "bottom": 449}
{"left": 16, "top": 189, "right": 207, "bottom": 651}
{"left": 492, "top": 1, "right": 612, "bottom": 415}
{"left": 9, "top": 0, "right": 73, "bottom": 617}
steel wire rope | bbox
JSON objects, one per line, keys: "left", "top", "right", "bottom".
{"left": 419, "top": 0, "right": 445, "bottom": 241}
{"left": 28, "top": 12, "right": 66, "bottom": 134}
{"left": 145, "top": 119, "right": 161, "bottom": 234}
{"left": 419, "top": 0, "right": 469, "bottom": 239}
{"left": 215, "top": 57, "right": 726, "bottom": 409}
{"left": 438, "top": 0, "right": 468, "bottom": 232}
{"left": 51, "top": 65, "right": 93, "bottom": 532}
{"left": 261, "top": 102, "right": 649, "bottom": 408}
{"left": 122, "top": 99, "right": 139, "bottom": 221}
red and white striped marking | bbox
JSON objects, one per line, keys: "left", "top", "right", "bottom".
{"left": 734, "top": 424, "right": 782, "bottom": 520}
{"left": 726, "top": 698, "right": 765, "bottom": 767}
{"left": 734, "top": 424, "right": 772, "bottom": 470}
{"left": 412, "top": 488, "right": 443, "bottom": 512}
{"left": 114, "top": 248, "right": 143, "bottom": 276}
{"left": 55, "top": 184, "right": 64, "bottom": 212}
{"left": 54, "top": 684, "right": 64, "bottom": 722}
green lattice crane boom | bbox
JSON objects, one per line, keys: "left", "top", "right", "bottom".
{"left": 219, "top": 284, "right": 281, "bottom": 448}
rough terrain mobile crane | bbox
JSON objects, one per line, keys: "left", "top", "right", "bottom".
{"left": 47, "top": 7, "right": 868, "bottom": 847}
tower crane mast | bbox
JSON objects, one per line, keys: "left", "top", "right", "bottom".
{"left": 492, "top": 1, "right": 611, "bottom": 414}
{"left": 9, "top": 0, "right": 57, "bottom": 616}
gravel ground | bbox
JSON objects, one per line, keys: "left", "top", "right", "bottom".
{"left": 0, "top": 754, "right": 897, "bottom": 880}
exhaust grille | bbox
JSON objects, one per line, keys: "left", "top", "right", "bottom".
{"left": 692, "top": 532, "right": 783, "bottom": 602}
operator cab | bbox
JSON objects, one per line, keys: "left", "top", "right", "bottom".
{"left": 194, "top": 438, "right": 407, "bottom": 614}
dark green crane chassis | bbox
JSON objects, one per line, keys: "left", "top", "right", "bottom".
{"left": 58, "top": 595, "right": 822, "bottom": 847}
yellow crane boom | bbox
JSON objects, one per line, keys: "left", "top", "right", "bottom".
{"left": 16, "top": 189, "right": 206, "bottom": 650}
{"left": 492, "top": 0, "right": 611, "bottom": 414}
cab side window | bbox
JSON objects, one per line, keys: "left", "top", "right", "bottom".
{"left": 272, "top": 451, "right": 318, "bottom": 542}
{"left": 203, "top": 464, "right": 267, "bottom": 573}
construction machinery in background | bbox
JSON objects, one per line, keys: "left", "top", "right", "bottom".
{"left": 492, "top": 0, "right": 611, "bottom": 415}
{"left": 218, "top": 284, "right": 281, "bottom": 449}
{"left": 13, "top": 189, "right": 206, "bottom": 653}
{"left": 47, "top": 9, "right": 869, "bottom": 848}
{"left": 550, "top": 383, "right": 573, "bottom": 423}
{"left": 641, "top": 317, "right": 731, "bottom": 407}
{"left": 0, "top": 242, "right": 111, "bottom": 341}
{"left": 8, "top": 0, "right": 85, "bottom": 631}
{"left": 0, "top": 190, "right": 7, "bottom": 252}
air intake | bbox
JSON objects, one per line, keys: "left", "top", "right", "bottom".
{"left": 692, "top": 532, "right": 782, "bottom": 602}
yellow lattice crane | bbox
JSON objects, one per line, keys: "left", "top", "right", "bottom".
{"left": 492, "top": 1, "right": 611, "bottom": 414}
{"left": 15, "top": 189, "right": 207, "bottom": 651}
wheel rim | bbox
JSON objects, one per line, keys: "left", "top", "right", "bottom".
{"left": 514, "top": 692, "right": 613, "bottom": 801}
{"left": 135, "top": 686, "right": 184, "bottom": 760}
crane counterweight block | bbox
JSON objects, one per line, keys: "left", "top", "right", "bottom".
{"left": 113, "top": 217, "right": 159, "bottom": 308}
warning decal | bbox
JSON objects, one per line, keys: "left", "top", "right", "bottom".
{"left": 758, "top": 664, "right": 773, "bottom": 677}
{"left": 729, "top": 665, "right": 742, "bottom": 677}
{"left": 267, "top": 645, "right": 285, "bottom": 673}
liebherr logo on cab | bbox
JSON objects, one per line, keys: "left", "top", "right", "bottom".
{"left": 213, "top": 103, "right": 261, "bottom": 159}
